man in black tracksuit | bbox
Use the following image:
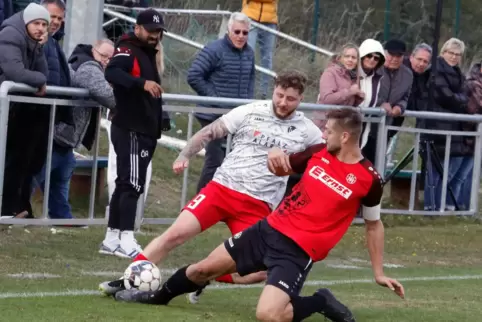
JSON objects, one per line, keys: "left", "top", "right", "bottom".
{"left": 100, "top": 9, "right": 168, "bottom": 258}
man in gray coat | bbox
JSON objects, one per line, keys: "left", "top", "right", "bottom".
{"left": 0, "top": 3, "right": 50, "bottom": 218}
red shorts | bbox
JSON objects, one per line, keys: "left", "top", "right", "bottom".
{"left": 183, "top": 181, "right": 271, "bottom": 235}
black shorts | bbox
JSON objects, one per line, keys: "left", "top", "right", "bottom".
{"left": 224, "top": 219, "right": 313, "bottom": 296}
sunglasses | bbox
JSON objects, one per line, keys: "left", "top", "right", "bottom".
{"left": 365, "top": 53, "right": 381, "bottom": 62}
{"left": 233, "top": 30, "right": 249, "bottom": 36}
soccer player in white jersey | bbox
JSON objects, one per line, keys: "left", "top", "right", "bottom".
{"left": 99, "top": 70, "right": 323, "bottom": 301}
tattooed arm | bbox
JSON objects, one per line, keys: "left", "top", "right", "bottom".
{"left": 172, "top": 119, "right": 229, "bottom": 173}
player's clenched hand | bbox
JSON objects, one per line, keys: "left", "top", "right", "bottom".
{"left": 267, "top": 147, "right": 291, "bottom": 175}
{"left": 375, "top": 275, "right": 405, "bottom": 299}
{"left": 173, "top": 157, "right": 189, "bottom": 174}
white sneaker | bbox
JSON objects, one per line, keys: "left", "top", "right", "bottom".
{"left": 114, "top": 231, "right": 142, "bottom": 259}
{"left": 114, "top": 245, "right": 141, "bottom": 259}
{"left": 186, "top": 282, "right": 209, "bottom": 304}
{"left": 187, "top": 292, "right": 200, "bottom": 304}
{"left": 99, "top": 243, "right": 119, "bottom": 256}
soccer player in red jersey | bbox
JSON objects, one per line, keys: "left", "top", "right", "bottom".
{"left": 114, "top": 107, "right": 405, "bottom": 322}
{"left": 99, "top": 71, "right": 323, "bottom": 300}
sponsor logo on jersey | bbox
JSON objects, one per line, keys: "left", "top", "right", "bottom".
{"left": 309, "top": 166, "right": 353, "bottom": 199}
{"left": 321, "top": 157, "right": 330, "bottom": 164}
{"left": 252, "top": 131, "right": 288, "bottom": 150}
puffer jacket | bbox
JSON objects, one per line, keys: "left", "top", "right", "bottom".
{"left": 242, "top": 0, "right": 278, "bottom": 24}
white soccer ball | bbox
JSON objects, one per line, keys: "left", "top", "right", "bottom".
{"left": 123, "top": 260, "right": 162, "bottom": 292}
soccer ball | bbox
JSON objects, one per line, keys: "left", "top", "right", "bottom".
{"left": 123, "top": 260, "right": 162, "bottom": 292}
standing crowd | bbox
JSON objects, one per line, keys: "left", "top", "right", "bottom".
{"left": 0, "top": 1, "right": 479, "bottom": 230}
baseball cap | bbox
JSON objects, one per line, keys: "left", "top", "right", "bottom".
{"left": 136, "top": 8, "right": 166, "bottom": 32}
{"left": 384, "top": 39, "right": 406, "bottom": 55}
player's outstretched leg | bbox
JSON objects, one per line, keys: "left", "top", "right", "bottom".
{"left": 99, "top": 210, "right": 203, "bottom": 296}
{"left": 114, "top": 243, "right": 237, "bottom": 305}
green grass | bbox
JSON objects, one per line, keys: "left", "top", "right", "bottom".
{"left": 1, "top": 224, "right": 482, "bottom": 321}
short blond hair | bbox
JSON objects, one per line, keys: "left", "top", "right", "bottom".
{"left": 440, "top": 38, "right": 465, "bottom": 55}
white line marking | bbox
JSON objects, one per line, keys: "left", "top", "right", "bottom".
{"left": 7, "top": 273, "right": 61, "bottom": 279}
{"left": 325, "top": 264, "right": 364, "bottom": 270}
{"left": 81, "top": 269, "right": 177, "bottom": 277}
{"left": 1, "top": 275, "right": 481, "bottom": 299}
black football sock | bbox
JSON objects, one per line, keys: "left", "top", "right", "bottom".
{"left": 290, "top": 295, "right": 323, "bottom": 322}
{"left": 152, "top": 265, "right": 205, "bottom": 305}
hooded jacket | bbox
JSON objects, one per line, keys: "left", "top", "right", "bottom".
{"left": 54, "top": 44, "right": 115, "bottom": 151}
{"left": 105, "top": 32, "right": 164, "bottom": 139}
{"left": 358, "top": 39, "right": 385, "bottom": 108}
{"left": 0, "top": 11, "right": 47, "bottom": 88}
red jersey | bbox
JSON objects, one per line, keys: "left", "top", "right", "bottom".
{"left": 267, "top": 144, "right": 383, "bottom": 262}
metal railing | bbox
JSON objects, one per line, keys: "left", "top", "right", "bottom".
{"left": 0, "top": 82, "right": 102, "bottom": 226}
{"left": 103, "top": 4, "right": 334, "bottom": 57}
{"left": 0, "top": 83, "right": 481, "bottom": 226}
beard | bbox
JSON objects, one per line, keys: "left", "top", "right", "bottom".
{"left": 326, "top": 144, "right": 341, "bottom": 155}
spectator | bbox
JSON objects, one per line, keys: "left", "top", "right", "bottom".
{"left": 405, "top": 43, "right": 432, "bottom": 113}
{"left": 102, "top": 8, "right": 167, "bottom": 258}
{"left": 187, "top": 11, "right": 255, "bottom": 193}
{"left": 0, "top": 0, "right": 13, "bottom": 25}
{"left": 32, "top": 0, "right": 75, "bottom": 220}
{"left": 241, "top": 0, "right": 277, "bottom": 98}
{"left": 0, "top": 3, "right": 50, "bottom": 217}
{"left": 105, "top": 41, "right": 165, "bottom": 217}
{"left": 460, "top": 61, "right": 482, "bottom": 210}
{"left": 358, "top": 38, "right": 386, "bottom": 148}
{"left": 362, "top": 39, "right": 413, "bottom": 164}
{"left": 422, "top": 38, "right": 470, "bottom": 211}
{"left": 312, "top": 43, "right": 364, "bottom": 131}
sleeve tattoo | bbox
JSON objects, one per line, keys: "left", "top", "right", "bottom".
{"left": 176, "top": 118, "right": 229, "bottom": 161}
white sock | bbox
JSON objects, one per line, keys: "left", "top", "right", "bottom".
{"left": 103, "top": 228, "right": 120, "bottom": 247}
{"left": 120, "top": 230, "right": 139, "bottom": 249}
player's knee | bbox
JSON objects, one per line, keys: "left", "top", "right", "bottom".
{"left": 186, "top": 261, "right": 217, "bottom": 282}
{"left": 256, "top": 306, "right": 284, "bottom": 322}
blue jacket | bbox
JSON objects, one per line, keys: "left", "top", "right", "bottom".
{"left": 187, "top": 35, "right": 255, "bottom": 121}
{"left": 0, "top": 0, "right": 13, "bottom": 25}
{"left": 43, "top": 30, "right": 71, "bottom": 87}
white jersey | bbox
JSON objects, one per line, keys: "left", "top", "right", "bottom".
{"left": 212, "top": 100, "right": 323, "bottom": 208}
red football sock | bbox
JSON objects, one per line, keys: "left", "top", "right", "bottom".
{"left": 133, "top": 253, "right": 149, "bottom": 262}
{"left": 215, "top": 274, "right": 234, "bottom": 284}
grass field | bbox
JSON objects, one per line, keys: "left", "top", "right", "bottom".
{"left": 1, "top": 222, "right": 482, "bottom": 321}
{"left": 3, "top": 112, "right": 482, "bottom": 321}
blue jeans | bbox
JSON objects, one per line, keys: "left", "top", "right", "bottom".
{"left": 33, "top": 146, "right": 76, "bottom": 219}
{"left": 248, "top": 22, "right": 276, "bottom": 98}
{"left": 459, "top": 165, "right": 474, "bottom": 210}
{"left": 424, "top": 156, "right": 474, "bottom": 210}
